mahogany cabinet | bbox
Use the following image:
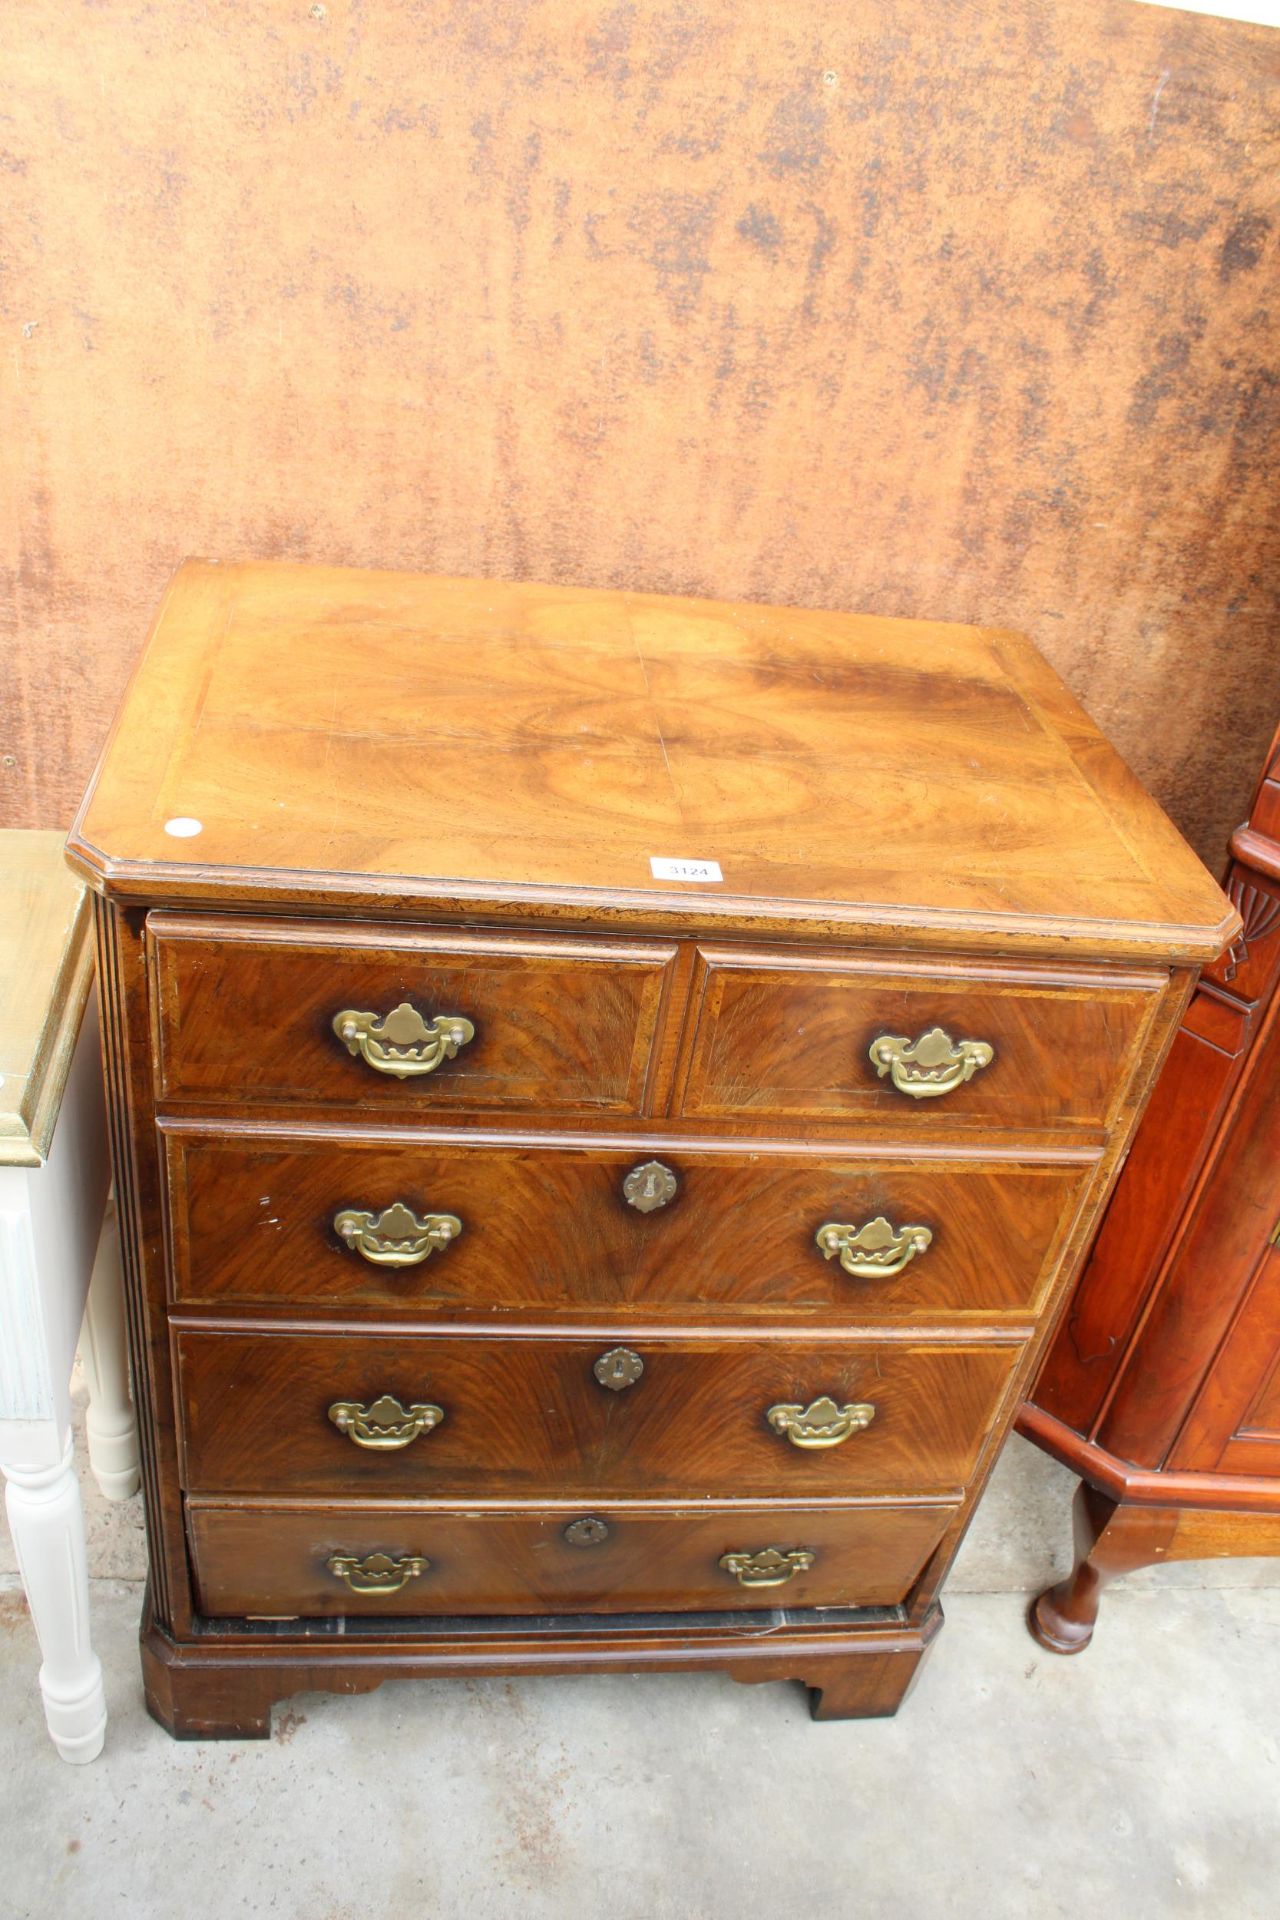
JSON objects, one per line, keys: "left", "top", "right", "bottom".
{"left": 1021, "top": 723, "right": 1280, "bottom": 1650}
{"left": 66, "top": 560, "right": 1234, "bottom": 1737}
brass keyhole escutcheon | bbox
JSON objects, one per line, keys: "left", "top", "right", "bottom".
{"left": 564, "top": 1517, "right": 610, "bottom": 1547}
{"left": 622, "top": 1160, "right": 678, "bottom": 1213}
{"left": 593, "top": 1346, "right": 644, "bottom": 1391}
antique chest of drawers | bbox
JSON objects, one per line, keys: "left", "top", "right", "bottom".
{"left": 67, "top": 561, "right": 1235, "bottom": 1737}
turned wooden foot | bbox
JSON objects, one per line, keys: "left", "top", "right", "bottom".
{"left": 1030, "top": 1482, "right": 1179, "bottom": 1654}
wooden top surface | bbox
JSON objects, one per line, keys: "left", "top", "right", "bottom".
{"left": 0, "top": 830, "right": 94, "bottom": 1165}
{"left": 68, "top": 561, "right": 1236, "bottom": 963}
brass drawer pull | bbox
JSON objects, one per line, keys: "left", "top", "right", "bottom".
{"left": 622, "top": 1160, "right": 678, "bottom": 1212}
{"left": 767, "top": 1395, "right": 876, "bottom": 1449}
{"left": 564, "top": 1517, "right": 610, "bottom": 1546}
{"left": 815, "top": 1215, "right": 933, "bottom": 1280}
{"left": 333, "top": 1001, "right": 475, "bottom": 1079}
{"left": 327, "top": 1551, "right": 430, "bottom": 1595}
{"left": 719, "top": 1547, "right": 816, "bottom": 1589}
{"left": 334, "top": 1201, "right": 462, "bottom": 1268}
{"left": 593, "top": 1347, "right": 644, "bottom": 1391}
{"left": 327, "top": 1392, "right": 444, "bottom": 1449}
{"left": 869, "top": 1025, "right": 994, "bottom": 1100}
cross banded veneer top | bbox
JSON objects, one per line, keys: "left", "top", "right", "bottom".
{"left": 69, "top": 560, "right": 1235, "bottom": 962}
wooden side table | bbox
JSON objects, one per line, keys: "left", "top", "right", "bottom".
{"left": 0, "top": 831, "right": 140, "bottom": 1761}
{"left": 1019, "top": 725, "right": 1280, "bottom": 1650}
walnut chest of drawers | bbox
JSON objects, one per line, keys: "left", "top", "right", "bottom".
{"left": 67, "top": 560, "right": 1235, "bottom": 1738}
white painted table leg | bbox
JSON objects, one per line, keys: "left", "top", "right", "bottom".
{"left": 2, "top": 1440, "right": 107, "bottom": 1763}
{"left": 79, "top": 1203, "right": 139, "bottom": 1501}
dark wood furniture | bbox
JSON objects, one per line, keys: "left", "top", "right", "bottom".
{"left": 67, "top": 561, "right": 1234, "bottom": 1737}
{"left": 1021, "top": 723, "right": 1280, "bottom": 1652}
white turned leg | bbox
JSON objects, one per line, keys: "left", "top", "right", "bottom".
{"left": 79, "top": 1203, "right": 139, "bottom": 1501}
{"left": 2, "top": 1441, "right": 107, "bottom": 1762}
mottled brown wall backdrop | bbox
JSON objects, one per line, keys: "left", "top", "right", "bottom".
{"left": 2, "top": 0, "right": 1278, "bottom": 864}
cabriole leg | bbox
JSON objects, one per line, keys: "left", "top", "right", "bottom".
{"left": 1030, "top": 1482, "right": 1176, "bottom": 1655}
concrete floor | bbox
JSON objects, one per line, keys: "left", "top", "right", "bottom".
{"left": 2, "top": 1583, "right": 1277, "bottom": 1919}
{"left": 2, "top": 1391, "right": 1278, "bottom": 1918}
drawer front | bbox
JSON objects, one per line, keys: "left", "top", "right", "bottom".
{"left": 148, "top": 915, "right": 678, "bottom": 1116}
{"left": 174, "top": 1327, "right": 1021, "bottom": 1499}
{"left": 187, "top": 1498, "right": 957, "bottom": 1618}
{"left": 165, "top": 1130, "right": 1090, "bottom": 1321}
{"left": 678, "top": 947, "right": 1163, "bottom": 1134}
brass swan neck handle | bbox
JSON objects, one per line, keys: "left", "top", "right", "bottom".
{"left": 869, "top": 1026, "right": 994, "bottom": 1100}
{"left": 334, "top": 1202, "right": 462, "bottom": 1268}
{"left": 333, "top": 1001, "right": 475, "bottom": 1079}
{"left": 327, "top": 1393, "right": 444, "bottom": 1450}
{"left": 327, "top": 1551, "right": 430, "bottom": 1595}
{"left": 815, "top": 1215, "right": 933, "bottom": 1280}
{"left": 766, "top": 1395, "right": 876, "bottom": 1449}
{"left": 719, "top": 1547, "right": 816, "bottom": 1588}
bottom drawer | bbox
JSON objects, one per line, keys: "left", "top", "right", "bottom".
{"left": 187, "top": 1498, "right": 958, "bottom": 1618}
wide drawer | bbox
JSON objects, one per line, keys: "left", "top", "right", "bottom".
{"left": 174, "top": 1326, "right": 1022, "bottom": 1499}
{"left": 148, "top": 915, "right": 678, "bottom": 1116}
{"left": 164, "top": 1129, "right": 1091, "bottom": 1321}
{"left": 187, "top": 1497, "right": 957, "bottom": 1618}
{"left": 677, "top": 946, "right": 1164, "bottom": 1135}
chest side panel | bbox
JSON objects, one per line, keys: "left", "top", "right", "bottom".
{"left": 1099, "top": 988, "right": 1280, "bottom": 1471}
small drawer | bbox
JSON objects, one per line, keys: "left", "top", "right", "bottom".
{"left": 187, "top": 1497, "right": 958, "bottom": 1618}
{"left": 148, "top": 914, "right": 679, "bottom": 1117}
{"left": 677, "top": 945, "right": 1164, "bottom": 1135}
{"left": 174, "top": 1326, "right": 1022, "bottom": 1501}
{"left": 164, "top": 1128, "right": 1092, "bottom": 1322}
